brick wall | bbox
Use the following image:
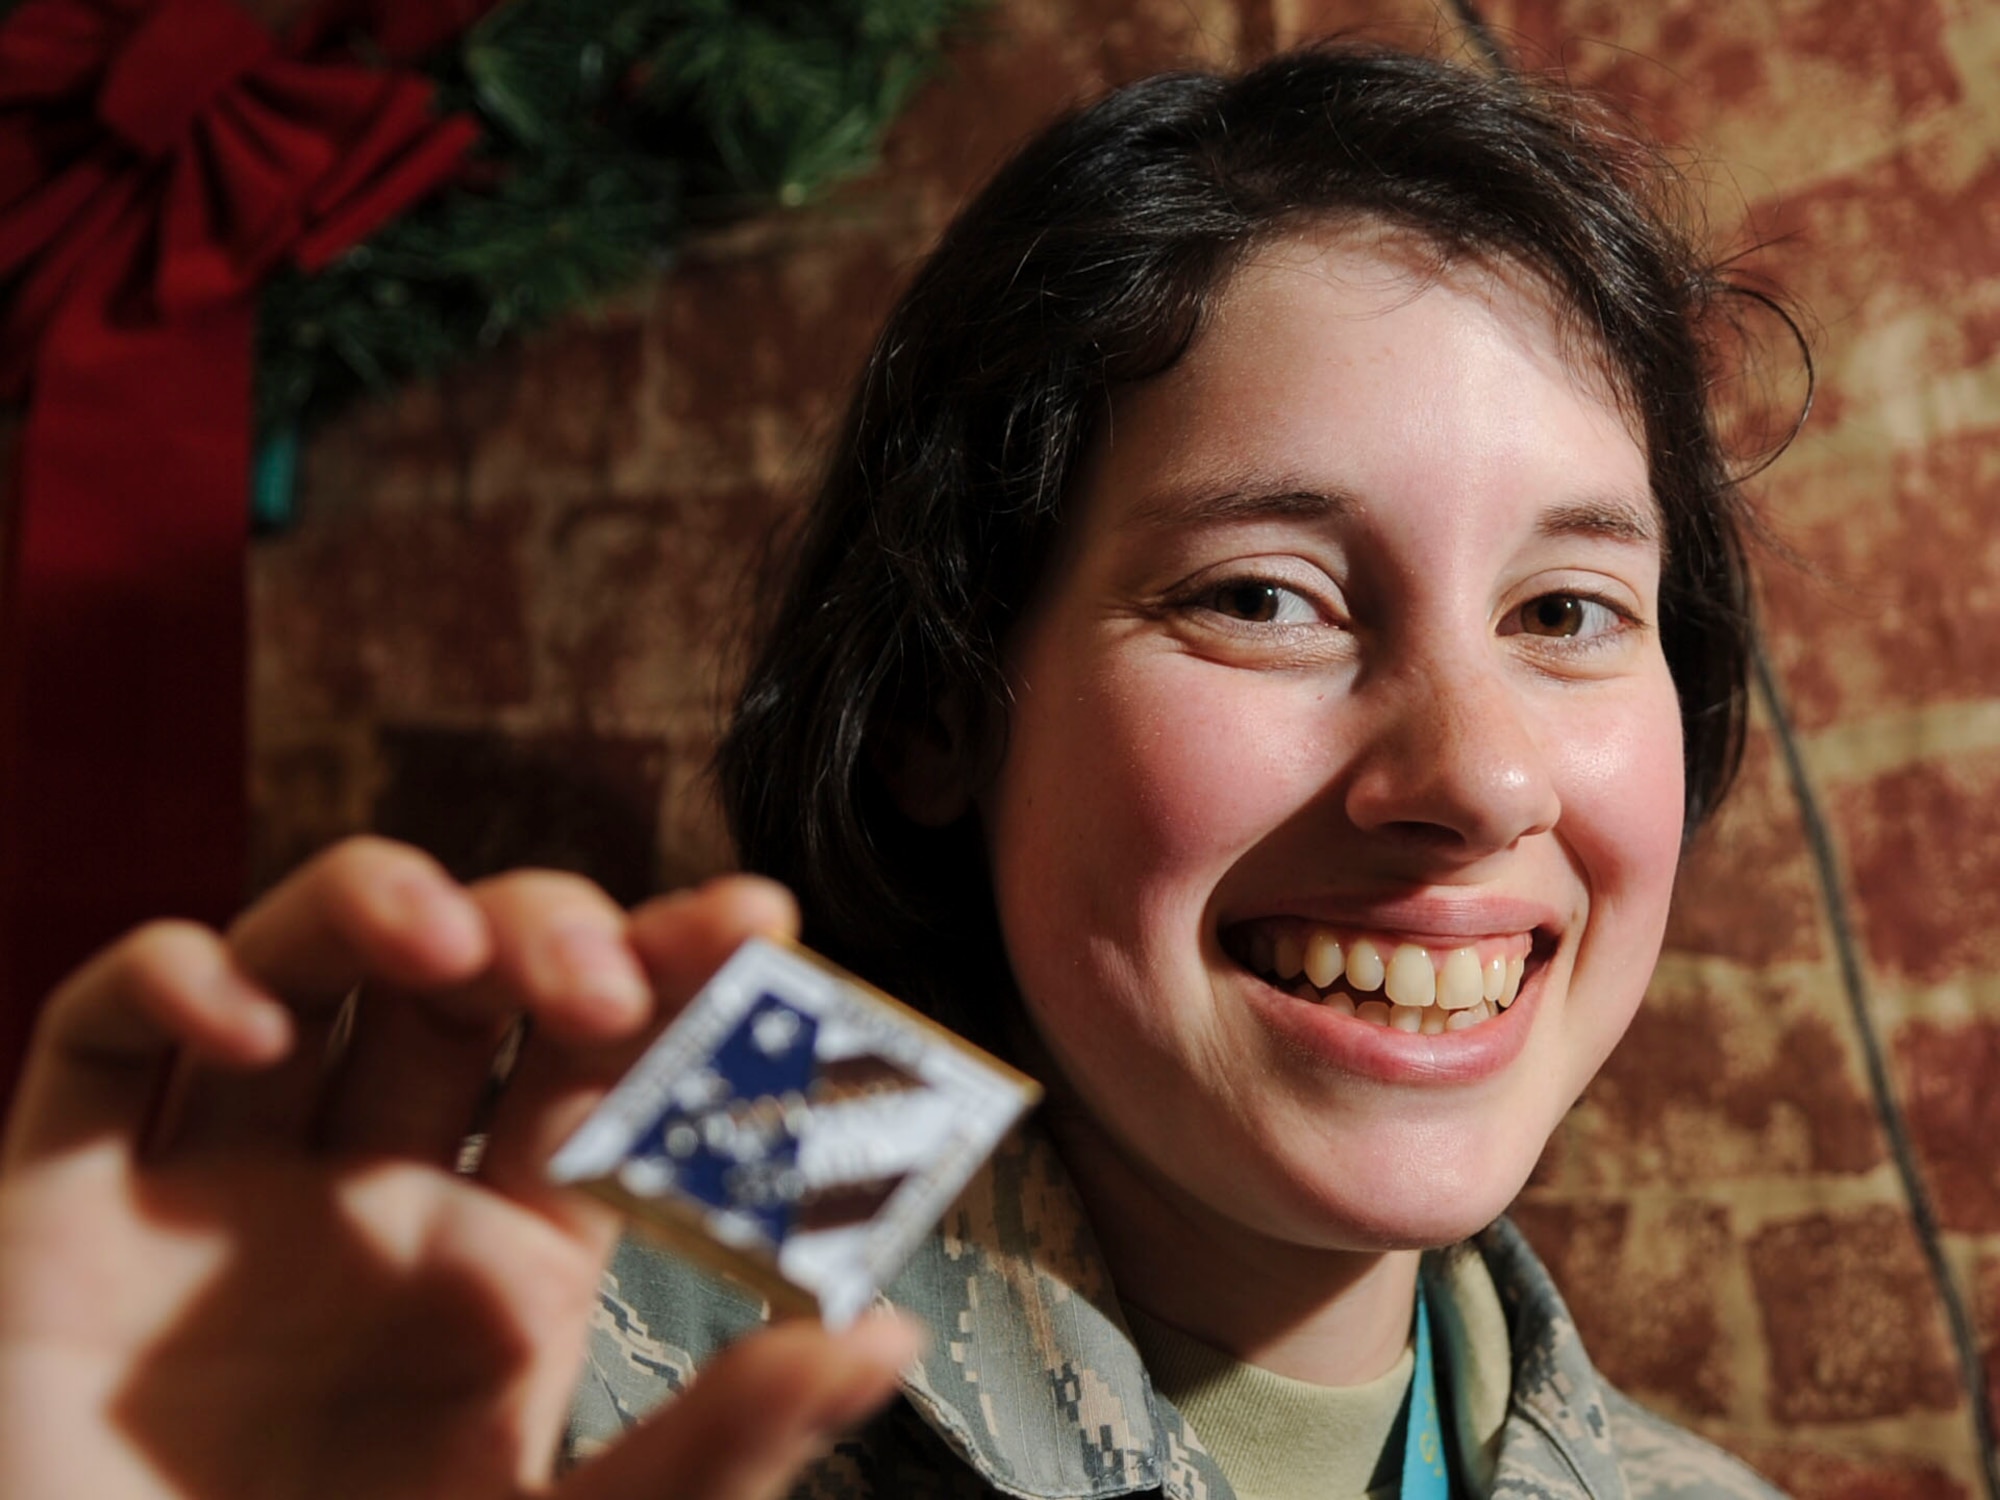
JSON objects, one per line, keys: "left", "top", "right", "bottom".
{"left": 1472, "top": 1, "right": 2000, "bottom": 1490}
{"left": 250, "top": 1, "right": 2000, "bottom": 1490}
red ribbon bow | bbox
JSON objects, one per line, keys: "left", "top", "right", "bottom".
{"left": 0, "top": 0, "right": 484, "bottom": 1093}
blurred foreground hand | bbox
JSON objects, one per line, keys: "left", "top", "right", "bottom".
{"left": 0, "top": 837, "right": 919, "bottom": 1500}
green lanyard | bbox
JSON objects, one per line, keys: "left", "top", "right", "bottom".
{"left": 1398, "top": 1282, "right": 1451, "bottom": 1500}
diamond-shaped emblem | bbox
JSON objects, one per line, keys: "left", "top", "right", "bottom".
{"left": 549, "top": 938, "right": 1039, "bottom": 1326}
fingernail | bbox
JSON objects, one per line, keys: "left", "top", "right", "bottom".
{"left": 237, "top": 997, "right": 295, "bottom": 1058}
{"left": 381, "top": 874, "right": 485, "bottom": 965}
{"left": 810, "top": 1315, "right": 927, "bottom": 1436}
{"left": 203, "top": 964, "right": 294, "bottom": 1063}
{"left": 541, "top": 926, "right": 651, "bottom": 1018}
{"left": 849, "top": 1310, "right": 928, "bottom": 1365}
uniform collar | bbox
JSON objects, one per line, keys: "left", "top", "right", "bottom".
{"left": 886, "top": 1124, "right": 1635, "bottom": 1500}
{"left": 889, "top": 1124, "right": 1182, "bottom": 1497}
{"left": 1476, "top": 1219, "right": 1633, "bottom": 1500}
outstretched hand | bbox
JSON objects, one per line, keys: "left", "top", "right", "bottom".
{"left": 0, "top": 839, "right": 920, "bottom": 1500}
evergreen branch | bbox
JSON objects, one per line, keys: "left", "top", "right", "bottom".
{"left": 257, "top": 0, "right": 980, "bottom": 441}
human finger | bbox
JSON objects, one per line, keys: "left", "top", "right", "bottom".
{"left": 163, "top": 838, "right": 489, "bottom": 1154}
{"left": 477, "top": 874, "right": 799, "bottom": 1230}
{"left": 227, "top": 837, "right": 490, "bottom": 1003}
{"left": 315, "top": 870, "right": 651, "bottom": 1163}
{"left": 2, "top": 922, "right": 291, "bottom": 1167}
{"left": 557, "top": 1312, "right": 923, "bottom": 1500}
{"left": 623, "top": 874, "right": 800, "bottom": 1005}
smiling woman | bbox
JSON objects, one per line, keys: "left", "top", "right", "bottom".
{"left": 703, "top": 40, "right": 1781, "bottom": 1499}
{"left": 982, "top": 237, "right": 1686, "bottom": 1325}
{"left": 0, "top": 37, "right": 1793, "bottom": 1500}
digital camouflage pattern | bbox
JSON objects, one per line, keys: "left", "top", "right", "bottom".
{"left": 566, "top": 1126, "right": 1787, "bottom": 1500}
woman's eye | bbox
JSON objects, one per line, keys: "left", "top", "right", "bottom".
{"left": 1204, "top": 580, "right": 1320, "bottom": 625}
{"left": 1516, "top": 592, "right": 1623, "bottom": 640}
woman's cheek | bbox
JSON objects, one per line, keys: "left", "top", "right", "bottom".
{"left": 1558, "top": 684, "right": 1685, "bottom": 900}
{"left": 1551, "top": 681, "right": 1686, "bottom": 1064}
{"left": 990, "top": 652, "right": 1309, "bottom": 1045}
{"left": 1069, "top": 655, "right": 1331, "bottom": 870}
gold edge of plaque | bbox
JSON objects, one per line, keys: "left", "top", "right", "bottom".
{"left": 770, "top": 936, "right": 1044, "bottom": 1107}
{"left": 580, "top": 1178, "right": 821, "bottom": 1322}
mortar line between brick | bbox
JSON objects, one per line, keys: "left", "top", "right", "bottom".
{"left": 1444, "top": 0, "right": 1510, "bottom": 74}
{"left": 1755, "top": 640, "right": 1999, "bottom": 1490}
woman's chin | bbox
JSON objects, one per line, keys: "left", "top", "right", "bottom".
{"left": 1253, "top": 1144, "right": 1537, "bottom": 1253}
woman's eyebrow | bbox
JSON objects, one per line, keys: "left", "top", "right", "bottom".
{"left": 1126, "top": 484, "right": 1359, "bottom": 531}
{"left": 1536, "top": 496, "right": 1661, "bottom": 547}
{"left": 1123, "top": 486, "right": 1659, "bottom": 544}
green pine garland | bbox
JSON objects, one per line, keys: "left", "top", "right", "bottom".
{"left": 254, "top": 0, "right": 977, "bottom": 522}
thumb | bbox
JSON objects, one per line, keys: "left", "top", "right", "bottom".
{"left": 556, "top": 1313, "right": 925, "bottom": 1500}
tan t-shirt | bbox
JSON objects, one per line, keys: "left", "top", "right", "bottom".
{"left": 1124, "top": 1248, "right": 1512, "bottom": 1500}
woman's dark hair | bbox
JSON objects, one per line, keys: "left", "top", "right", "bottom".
{"left": 719, "top": 43, "right": 1772, "bottom": 1024}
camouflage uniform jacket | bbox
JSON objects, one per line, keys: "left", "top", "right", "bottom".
{"left": 567, "top": 1126, "right": 1785, "bottom": 1500}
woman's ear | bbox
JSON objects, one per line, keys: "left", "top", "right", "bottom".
{"left": 873, "top": 687, "right": 990, "bottom": 828}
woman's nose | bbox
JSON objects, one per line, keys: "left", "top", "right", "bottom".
{"left": 1340, "top": 654, "right": 1562, "bottom": 857}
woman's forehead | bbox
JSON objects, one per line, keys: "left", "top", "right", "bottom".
{"left": 1066, "top": 228, "right": 1653, "bottom": 539}
{"left": 1213, "top": 224, "right": 1637, "bottom": 419}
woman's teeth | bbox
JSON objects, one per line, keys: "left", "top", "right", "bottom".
{"left": 1244, "top": 927, "right": 1528, "bottom": 1034}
